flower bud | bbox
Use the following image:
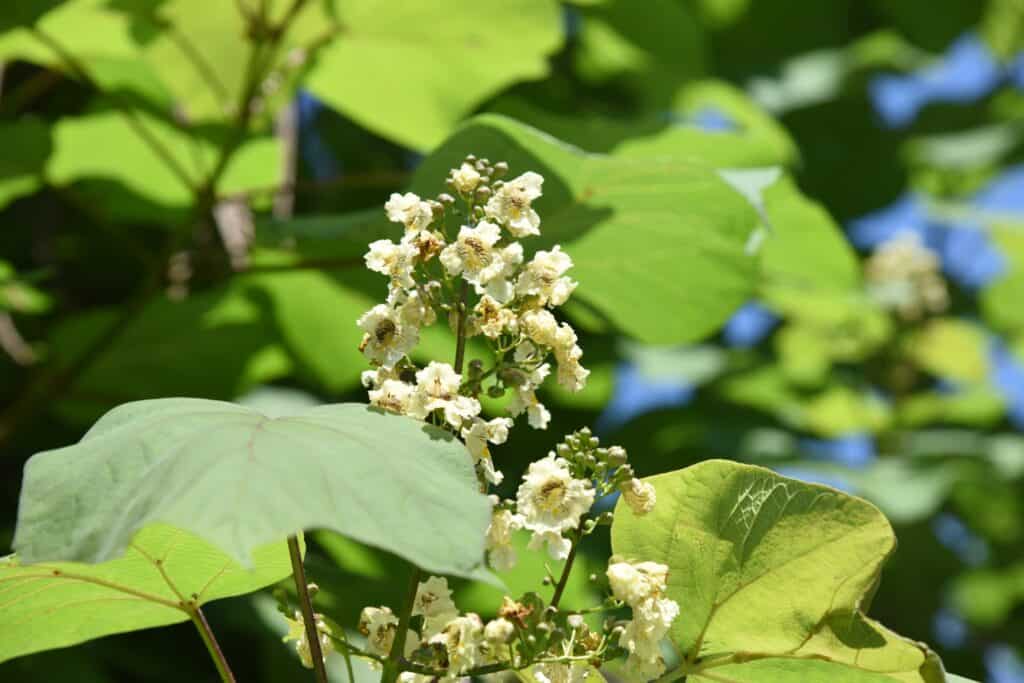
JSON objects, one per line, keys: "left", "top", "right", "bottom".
{"left": 487, "top": 384, "right": 506, "bottom": 398}
{"left": 493, "top": 161, "right": 509, "bottom": 178}
{"left": 606, "top": 445, "right": 628, "bottom": 466}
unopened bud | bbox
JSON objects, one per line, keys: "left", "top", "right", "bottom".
{"left": 567, "top": 614, "right": 585, "bottom": 629}
{"left": 438, "top": 193, "right": 455, "bottom": 205}
{"left": 487, "top": 384, "right": 506, "bottom": 398}
{"left": 474, "top": 186, "right": 491, "bottom": 201}
{"left": 493, "top": 161, "right": 509, "bottom": 178}
{"left": 606, "top": 445, "right": 627, "bottom": 466}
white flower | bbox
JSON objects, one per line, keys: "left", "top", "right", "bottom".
{"left": 534, "top": 662, "right": 592, "bottom": 683}
{"left": 385, "top": 192, "right": 433, "bottom": 234}
{"left": 527, "top": 528, "right": 572, "bottom": 560}
{"left": 482, "top": 242, "right": 524, "bottom": 303}
{"left": 553, "top": 324, "right": 588, "bottom": 392}
{"left": 411, "top": 361, "right": 480, "bottom": 428}
{"left": 362, "top": 366, "right": 398, "bottom": 389}
{"left": 484, "top": 617, "right": 515, "bottom": 644}
{"left": 440, "top": 221, "right": 506, "bottom": 286}
{"left": 516, "top": 455, "right": 594, "bottom": 558}
{"left": 620, "top": 478, "right": 657, "bottom": 516}
{"left": 452, "top": 162, "right": 482, "bottom": 194}
{"left": 462, "top": 417, "right": 512, "bottom": 485}
{"left": 369, "top": 379, "right": 415, "bottom": 415}
{"left": 620, "top": 596, "right": 680, "bottom": 681}
{"left": 282, "top": 610, "right": 333, "bottom": 670}
{"left": 486, "top": 171, "right": 543, "bottom": 237}
{"left": 508, "top": 387, "right": 551, "bottom": 430}
{"left": 486, "top": 501, "right": 524, "bottom": 571}
{"left": 519, "top": 309, "right": 559, "bottom": 347}
{"left": 365, "top": 239, "right": 418, "bottom": 289}
{"left": 474, "top": 295, "right": 516, "bottom": 338}
{"left": 359, "top": 606, "right": 397, "bottom": 657}
{"left": 516, "top": 246, "right": 576, "bottom": 306}
{"left": 607, "top": 561, "right": 670, "bottom": 606}
{"left": 358, "top": 304, "right": 418, "bottom": 368}
{"left": 394, "top": 288, "right": 436, "bottom": 327}
{"left": 429, "top": 613, "right": 485, "bottom": 675}
{"left": 413, "top": 576, "right": 459, "bottom": 638}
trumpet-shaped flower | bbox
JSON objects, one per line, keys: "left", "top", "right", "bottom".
{"left": 486, "top": 172, "right": 543, "bottom": 237}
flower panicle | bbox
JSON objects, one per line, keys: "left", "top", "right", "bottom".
{"left": 357, "top": 156, "right": 588, "bottom": 489}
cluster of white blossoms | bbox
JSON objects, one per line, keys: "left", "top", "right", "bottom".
{"left": 359, "top": 576, "right": 516, "bottom": 680}
{"left": 358, "top": 156, "right": 589, "bottom": 487}
{"left": 486, "top": 430, "right": 657, "bottom": 566}
{"left": 865, "top": 231, "right": 949, "bottom": 321}
{"left": 608, "top": 561, "right": 681, "bottom": 680}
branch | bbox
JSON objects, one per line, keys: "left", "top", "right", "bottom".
{"left": 381, "top": 568, "right": 421, "bottom": 683}
{"left": 550, "top": 530, "right": 581, "bottom": 609}
{"left": 30, "top": 27, "right": 199, "bottom": 195}
{"left": 190, "top": 606, "right": 238, "bottom": 683}
{"left": 289, "top": 535, "right": 329, "bottom": 683}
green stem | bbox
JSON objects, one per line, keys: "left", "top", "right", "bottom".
{"left": 289, "top": 535, "right": 329, "bottom": 683}
{"left": 453, "top": 280, "right": 470, "bottom": 374}
{"left": 190, "top": 606, "right": 238, "bottom": 683}
{"left": 381, "top": 567, "right": 421, "bottom": 683}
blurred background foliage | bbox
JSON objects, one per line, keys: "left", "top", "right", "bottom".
{"left": 3, "top": 0, "right": 1024, "bottom": 681}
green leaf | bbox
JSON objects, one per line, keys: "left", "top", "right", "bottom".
{"left": 611, "top": 460, "right": 941, "bottom": 682}
{"left": 49, "top": 282, "right": 291, "bottom": 424}
{"left": 0, "top": 117, "right": 51, "bottom": 209}
{"left": 411, "top": 114, "right": 761, "bottom": 344}
{"left": 14, "top": 399, "right": 492, "bottom": 580}
{"left": 903, "top": 318, "right": 989, "bottom": 383}
{"left": 304, "top": 0, "right": 563, "bottom": 150}
{"left": 573, "top": 0, "right": 705, "bottom": 107}
{"left": 0, "top": 524, "right": 291, "bottom": 664}
{"left": 491, "top": 80, "right": 798, "bottom": 169}
{"left": 756, "top": 174, "right": 861, "bottom": 293}
{"left": 982, "top": 226, "right": 1024, "bottom": 333}
{"left": 47, "top": 109, "right": 281, "bottom": 208}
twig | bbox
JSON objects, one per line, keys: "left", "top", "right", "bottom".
{"left": 550, "top": 531, "right": 581, "bottom": 609}
{"left": 30, "top": 27, "right": 199, "bottom": 195}
{"left": 289, "top": 535, "right": 329, "bottom": 683}
{"left": 190, "top": 606, "right": 238, "bottom": 683}
{"left": 381, "top": 568, "right": 421, "bottom": 683}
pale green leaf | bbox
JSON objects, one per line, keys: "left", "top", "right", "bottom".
{"left": 304, "top": 0, "right": 563, "bottom": 150}
{"left": 47, "top": 110, "right": 281, "bottom": 208}
{"left": 903, "top": 318, "right": 989, "bottom": 383}
{"left": 14, "top": 400, "right": 492, "bottom": 580}
{"left": 0, "top": 524, "right": 291, "bottom": 664}
{"left": 612, "top": 460, "right": 941, "bottom": 682}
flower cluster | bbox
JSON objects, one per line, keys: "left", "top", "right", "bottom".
{"left": 864, "top": 232, "right": 949, "bottom": 321}
{"left": 358, "top": 156, "right": 589, "bottom": 487}
{"left": 607, "top": 560, "right": 680, "bottom": 680}
{"left": 359, "top": 575, "right": 515, "bottom": 680}
{"left": 487, "top": 428, "right": 656, "bottom": 565}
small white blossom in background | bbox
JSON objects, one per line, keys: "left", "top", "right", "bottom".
{"left": 865, "top": 231, "right": 949, "bottom": 321}
{"left": 620, "top": 478, "right": 657, "bottom": 516}
{"left": 607, "top": 560, "right": 680, "bottom": 680}
{"left": 485, "top": 497, "right": 525, "bottom": 570}
{"left": 282, "top": 610, "right": 334, "bottom": 669}
{"left": 534, "top": 662, "right": 594, "bottom": 683}
{"left": 516, "top": 454, "right": 595, "bottom": 560}
{"left": 412, "top": 576, "right": 459, "bottom": 638}
{"left": 385, "top": 192, "right": 434, "bottom": 235}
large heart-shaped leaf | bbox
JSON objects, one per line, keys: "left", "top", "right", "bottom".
{"left": 611, "top": 460, "right": 942, "bottom": 683}
{"left": 0, "top": 524, "right": 290, "bottom": 664}
{"left": 14, "top": 399, "right": 492, "bottom": 580}
{"left": 304, "top": 0, "right": 563, "bottom": 150}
